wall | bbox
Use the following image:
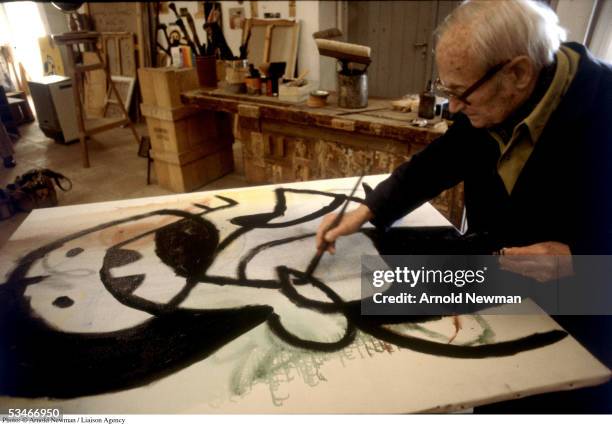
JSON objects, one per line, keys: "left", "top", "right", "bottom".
{"left": 317, "top": 0, "right": 337, "bottom": 91}
{"left": 37, "top": 2, "right": 72, "bottom": 76}
{"left": 0, "top": 5, "right": 11, "bottom": 45}
{"left": 38, "top": 2, "right": 70, "bottom": 36}
{"left": 296, "top": 0, "right": 320, "bottom": 85}
{"left": 157, "top": 0, "right": 324, "bottom": 85}
{"left": 588, "top": 0, "right": 612, "bottom": 61}
{"left": 555, "top": 0, "right": 596, "bottom": 43}
{"left": 1, "top": 2, "right": 47, "bottom": 79}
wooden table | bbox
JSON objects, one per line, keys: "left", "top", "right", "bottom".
{"left": 0, "top": 176, "right": 608, "bottom": 413}
{"left": 182, "top": 88, "right": 464, "bottom": 227}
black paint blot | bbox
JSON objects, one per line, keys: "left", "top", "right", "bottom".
{"left": 52, "top": 296, "right": 74, "bottom": 308}
{"left": 65, "top": 248, "right": 83, "bottom": 258}
{"left": 155, "top": 217, "right": 219, "bottom": 277}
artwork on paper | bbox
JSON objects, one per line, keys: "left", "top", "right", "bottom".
{"left": 0, "top": 178, "right": 601, "bottom": 412}
{"left": 229, "top": 7, "right": 245, "bottom": 30}
{"left": 38, "top": 36, "right": 66, "bottom": 77}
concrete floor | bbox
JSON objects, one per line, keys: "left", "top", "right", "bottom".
{"left": 0, "top": 119, "right": 250, "bottom": 250}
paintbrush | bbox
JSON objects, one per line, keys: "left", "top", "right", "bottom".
{"left": 304, "top": 174, "right": 365, "bottom": 278}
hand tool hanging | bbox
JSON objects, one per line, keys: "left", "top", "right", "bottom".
{"left": 181, "top": 8, "right": 204, "bottom": 56}
{"left": 239, "top": 29, "right": 251, "bottom": 60}
{"left": 203, "top": 3, "right": 235, "bottom": 59}
{"left": 153, "top": 3, "right": 172, "bottom": 64}
{"left": 168, "top": 2, "right": 201, "bottom": 55}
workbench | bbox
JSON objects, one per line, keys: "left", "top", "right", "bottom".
{"left": 182, "top": 88, "right": 464, "bottom": 227}
{"left": 0, "top": 175, "right": 608, "bottom": 413}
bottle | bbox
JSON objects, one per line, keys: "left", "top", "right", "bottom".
{"left": 418, "top": 80, "right": 435, "bottom": 119}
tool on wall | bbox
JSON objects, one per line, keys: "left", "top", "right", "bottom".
{"left": 168, "top": 2, "right": 200, "bottom": 55}
{"left": 238, "top": 29, "right": 251, "bottom": 60}
{"left": 156, "top": 23, "right": 173, "bottom": 59}
{"left": 204, "top": 2, "right": 236, "bottom": 59}
{"left": 181, "top": 9, "right": 203, "bottom": 55}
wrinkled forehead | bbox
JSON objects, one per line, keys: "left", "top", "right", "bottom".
{"left": 435, "top": 26, "right": 485, "bottom": 86}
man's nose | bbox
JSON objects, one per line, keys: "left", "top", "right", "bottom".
{"left": 449, "top": 97, "right": 465, "bottom": 113}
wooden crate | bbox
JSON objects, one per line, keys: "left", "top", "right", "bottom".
{"left": 152, "top": 146, "right": 234, "bottom": 192}
{"left": 138, "top": 67, "right": 199, "bottom": 109}
{"left": 141, "top": 103, "right": 233, "bottom": 154}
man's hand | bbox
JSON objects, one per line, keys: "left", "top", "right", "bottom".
{"left": 315, "top": 205, "right": 373, "bottom": 255}
{"left": 498, "top": 241, "right": 573, "bottom": 282}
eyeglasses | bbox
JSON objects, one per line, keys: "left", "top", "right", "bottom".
{"left": 433, "top": 60, "right": 511, "bottom": 106}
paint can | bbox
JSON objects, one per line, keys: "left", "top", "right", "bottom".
{"left": 337, "top": 70, "right": 367, "bottom": 109}
{"left": 245, "top": 77, "right": 261, "bottom": 95}
{"left": 307, "top": 90, "right": 329, "bottom": 107}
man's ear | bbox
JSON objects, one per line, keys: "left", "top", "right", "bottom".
{"left": 507, "top": 56, "right": 536, "bottom": 90}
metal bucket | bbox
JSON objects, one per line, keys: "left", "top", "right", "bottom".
{"left": 337, "top": 72, "right": 368, "bottom": 109}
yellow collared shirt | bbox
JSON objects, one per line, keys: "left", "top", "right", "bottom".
{"left": 490, "top": 46, "right": 581, "bottom": 194}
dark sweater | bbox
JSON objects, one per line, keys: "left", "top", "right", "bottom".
{"left": 365, "top": 42, "right": 612, "bottom": 254}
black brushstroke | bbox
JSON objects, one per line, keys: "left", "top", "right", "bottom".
{"left": 155, "top": 218, "right": 219, "bottom": 277}
{"left": 355, "top": 320, "right": 568, "bottom": 359}
{"left": 0, "top": 186, "right": 568, "bottom": 400}
{"left": 105, "top": 248, "right": 143, "bottom": 268}
{"left": 1, "top": 300, "right": 272, "bottom": 398}
{"left": 230, "top": 188, "right": 363, "bottom": 228}
{"left": 106, "top": 274, "right": 146, "bottom": 295}
{"left": 65, "top": 248, "right": 84, "bottom": 258}
{"left": 52, "top": 296, "right": 74, "bottom": 308}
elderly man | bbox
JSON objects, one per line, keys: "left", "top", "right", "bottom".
{"left": 316, "top": 0, "right": 612, "bottom": 412}
{"left": 317, "top": 0, "right": 612, "bottom": 270}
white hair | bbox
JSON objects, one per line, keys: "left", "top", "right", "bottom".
{"left": 436, "top": 0, "right": 567, "bottom": 71}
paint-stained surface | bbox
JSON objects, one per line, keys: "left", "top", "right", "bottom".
{"left": 0, "top": 176, "right": 609, "bottom": 413}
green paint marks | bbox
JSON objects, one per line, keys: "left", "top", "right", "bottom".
{"left": 228, "top": 315, "right": 496, "bottom": 406}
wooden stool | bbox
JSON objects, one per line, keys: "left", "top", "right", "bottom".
{"left": 0, "top": 87, "right": 19, "bottom": 136}
{"left": 53, "top": 31, "right": 139, "bottom": 168}
{"left": 6, "top": 91, "right": 34, "bottom": 122}
{"left": 7, "top": 97, "right": 34, "bottom": 125}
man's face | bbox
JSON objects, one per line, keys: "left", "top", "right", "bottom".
{"left": 435, "top": 30, "right": 521, "bottom": 128}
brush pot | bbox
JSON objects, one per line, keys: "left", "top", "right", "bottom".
{"left": 195, "top": 55, "right": 218, "bottom": 88}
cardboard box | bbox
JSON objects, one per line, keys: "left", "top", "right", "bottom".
{"left": 152, "top": 146, "right": 234, "bottom": 193}
{"left": 141, "top": 103, "right": 232, "bottom": 154}
{"left": 278, "top": 80, "right": 318, "bottom": 103}
{"left": 138, "top": 67, "right": 199, "bottom": 109}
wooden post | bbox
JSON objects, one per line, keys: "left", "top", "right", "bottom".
{"left": 67, "top": 46, "right": 89, "bottom": 168}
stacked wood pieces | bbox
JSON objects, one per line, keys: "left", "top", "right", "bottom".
{"left": 138, "top": 67, "right": 234, "bottom": 192}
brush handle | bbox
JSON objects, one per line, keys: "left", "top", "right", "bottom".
{"left": 305, "top": 174, "right": 364, "bottom": 278}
